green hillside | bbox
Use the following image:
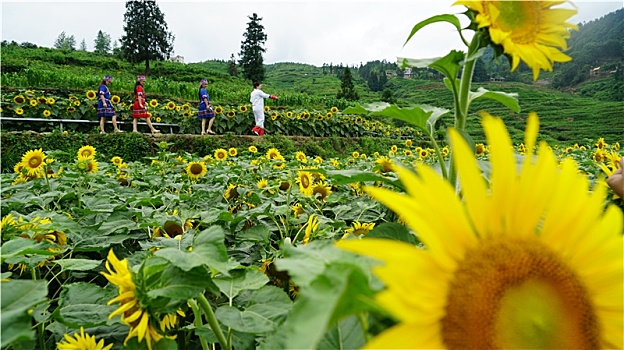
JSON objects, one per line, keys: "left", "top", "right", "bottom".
{"left": 1, "top": 41, "right": 622, "bottom": 145}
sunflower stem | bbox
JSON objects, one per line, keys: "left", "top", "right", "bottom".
{"left": 427, "top": 130, "right": 448, "bottom": 180}
{"left": 31, "top": 267, "right": 47, "bottom": 350}
{"left": 43, "top": 164, "right": 51, "bottom": 192}
{"left": 197, "top": 293, "right": 230, "bottom": 350}
{"left": 356, "top": 312, "right": 371, "bottom": 342}
{"left": 449, "top": 33, "right": 480, "bottom": 187}
{"left": 188, "top": 299, "right": 210, "bottom": 350}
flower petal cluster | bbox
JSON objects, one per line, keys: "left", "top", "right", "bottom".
{"left": 456, "top": 0, "right": 578, "bottom": 80}
{"left": 338, "top": 113, "right": 623, "bottom": 349}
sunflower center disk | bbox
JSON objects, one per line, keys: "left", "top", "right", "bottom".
{"left": 190, "top": 164, "right": 203, "bottom": 175}
{"left": 441, "top": 237, "right": 599, "bottom": 349}
{"left": 494, "top": 2, "right": 539, "bottom": 45}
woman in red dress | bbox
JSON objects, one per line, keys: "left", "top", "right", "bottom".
{"left": 132, "top": 75, "right": 160, "bottom": 135}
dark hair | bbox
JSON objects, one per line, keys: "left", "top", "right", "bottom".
{"left": 134, "top": 81, "right": 141, "bottom": 94}
{"left": 253, "top": 82, "right": 261, "bottom": 88}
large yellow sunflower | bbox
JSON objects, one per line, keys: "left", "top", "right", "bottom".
{"left": 101, "top": 250, "right": 171, "bottom": 349}
{"left": 302, "top": 214, "right": 320, "bottom": 245}
{"left": 455, "top": 0, "right": 578, "bottom": 80}
{"left": 296, "top": 171, "right": 314, "bottom": 196}
{"left": 312, "top": 182, "right": 332, "bottom": 201}
{"left": 341, "top": 221, "right": 375, "bottom": 239}
{"left": 111, "top": 156, "right": 123, "bottom": 166}
{"left": 57, "top": 327, "right": 113, "bottom": 350}
{"left": 186, "top": 161, "right": 207, "bottom": 179}
{"left": 77, "top": 145, "right": 96, "bottom": 160}
{"left": 338, "top": 113, "right": 623, "bottom": 349}
{"left": 13, "top": 95, "right": 26, "bottom": 104}
{"left": 214, "top": 148, "right": 228, "bottom": 162}
{"left": 266, "top": 148, "right": 282, "bottom": 160}
{"left": 86, "top": 159, "right": 99, "bottom": 174}
{"left": 20, "top": 149, "right": 46, "bottom": 175}
{"left": 86, "top": 90, "right": 97, "bottom": 100}
{"left": 295, "top": 151, "right": 307, "bottom": 163}
{"left": 224, "top": 184, "right": 239, "bottom": 200}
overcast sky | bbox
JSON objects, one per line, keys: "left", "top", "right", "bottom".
{"left": 2, "top": 1, "right": 622, "bottom": 67}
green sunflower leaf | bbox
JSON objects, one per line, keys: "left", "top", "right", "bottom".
{"left": 403, "top": 14, "right": 466, "bottom": 47}
{"left": 213, "top": 268, "right": 269, "bottom": 300}
{"left": 148, "top": 265, "right": 220, "bottom": 300}
{"left": 0, "top": 237, "right": 60, "bottom": 260}
{"left": 317, "top": 315, "right": 366, "bottom": 350}
{"left": 259, "top": 261, "right": 374, "bottom": 350}
{"left": 1, "top": 280, "right": 48, "bottom": 347}
{"left": 154, "top": 225, "right": 232, "bottom": 275}
{"left": 53, "top": 258, "right": 102, "bottom": 271}
{"left": 468, "top": 87, "right": 520, "bottom": 112}
{"left": 52, "top": 282, "right": 117, "bottom": 329}
{"left": 365, "top": 222, "right": 420, "bottom": 245}
{"left": 215, "top": 285, "right": 292, "bottom": 334}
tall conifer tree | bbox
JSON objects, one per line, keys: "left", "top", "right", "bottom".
{"left": 94, "top": 30, "right": 112, "bottom": 54}
{"left": 337, "top": 67, "right": 359, "bottom": 101}
{"left": 238, "top": 13, "right": 267, "bottom": 83}
{"left": 120, "top": 0, "right": 174, "bottom": 75}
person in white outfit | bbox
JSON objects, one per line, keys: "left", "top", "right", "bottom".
{"left": 249, "top": 82, "right": 277, "bottom": 136}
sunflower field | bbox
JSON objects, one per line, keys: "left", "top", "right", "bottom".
{"left": 1, "top": 130, "right": 622, "bottom": 349}
{"left": 1, "top": 89, "right": 420, "bottom": 138}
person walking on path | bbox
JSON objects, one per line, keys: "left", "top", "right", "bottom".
{"left": 132, "top": 75, "right": 160, "bottom": 135}
{"left": 250, "top": 82, "right": 277, "bottom": 136}
{"left": 197, "top": 79, "right": 216, "bottom": 135}
{"left": 97, "top": 75, "right": 121, "bottom": 134}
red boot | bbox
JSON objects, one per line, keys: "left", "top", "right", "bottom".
{"left": 251, "top": 126, "right": 260, "bottom": 135}
{"left": 258, "top": 128, "right": 265, "bottom": 136}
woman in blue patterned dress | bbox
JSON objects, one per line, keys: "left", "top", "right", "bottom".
{"left": 97, "top": 75, "right": 121, "bottom": 133}
{"left": 197, "top": 79, "right": 215, "bottom": 135}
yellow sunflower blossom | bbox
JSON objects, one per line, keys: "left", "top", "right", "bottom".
{"left": 375, "top": 156, "right": 394, "bottom": 173}
{"left": 101, "top": 250, "right": 175, "bottom": 349}
{"left": 302, "top": 214, "right": 320, "bottom": 245}
{"left": 13, "top": 95, "right": 26, "bottom": 104}
{"left": 248, "top": 145, "right": 258, "bottom": 153}
{"left": 228, "top": 148, "right": 238, "bottom": 157}
{"left": 312, "top": 182, "right": 332, "bottom": 201}
{"left": 85, "top": 159, "right": 99, "bottom": 174}
{"left": 266, "top": 148, "right": 282, "bottom": 160}
{"left": 338, "top": 112, "right": 623, "bottom": 349}
{"left": 341, "top": 221, "right": 376, "bottom": 239}
{"left": 224, "top": 184, "right": 239, "bottom": 200}
{"left": 214, "top": 148, "right": 228, "bottom": 161}
{"left": 86, "top": 90, "right": 97, "bottom": 100}
{"left": 294, "top": 151, "right": 307, "bottom": 163}
{"left": 57, "top": 327, "right": 113, "bottom": 350}
{"left": 290, "top": 203, "right": 304, "bottom": 218}
{"left": 455, "top": 0, "right": 578, "bottom": 80}
{"left": 20, "top": 149, "right": 46, "bottom": 176}
{"left": 296, "top": 171, "right": 314, "bottom": 196}
{"left": 185, "top": 161, "right": 207, "bottom": 179}
{"left": 257, "top": 178, "right": 269, "bottom": 189}
{"left": 77, "top": 145, "right": 96, "bottom": 160}
{"left": 111, "top": 156, "right": 123, "bottom": 166}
